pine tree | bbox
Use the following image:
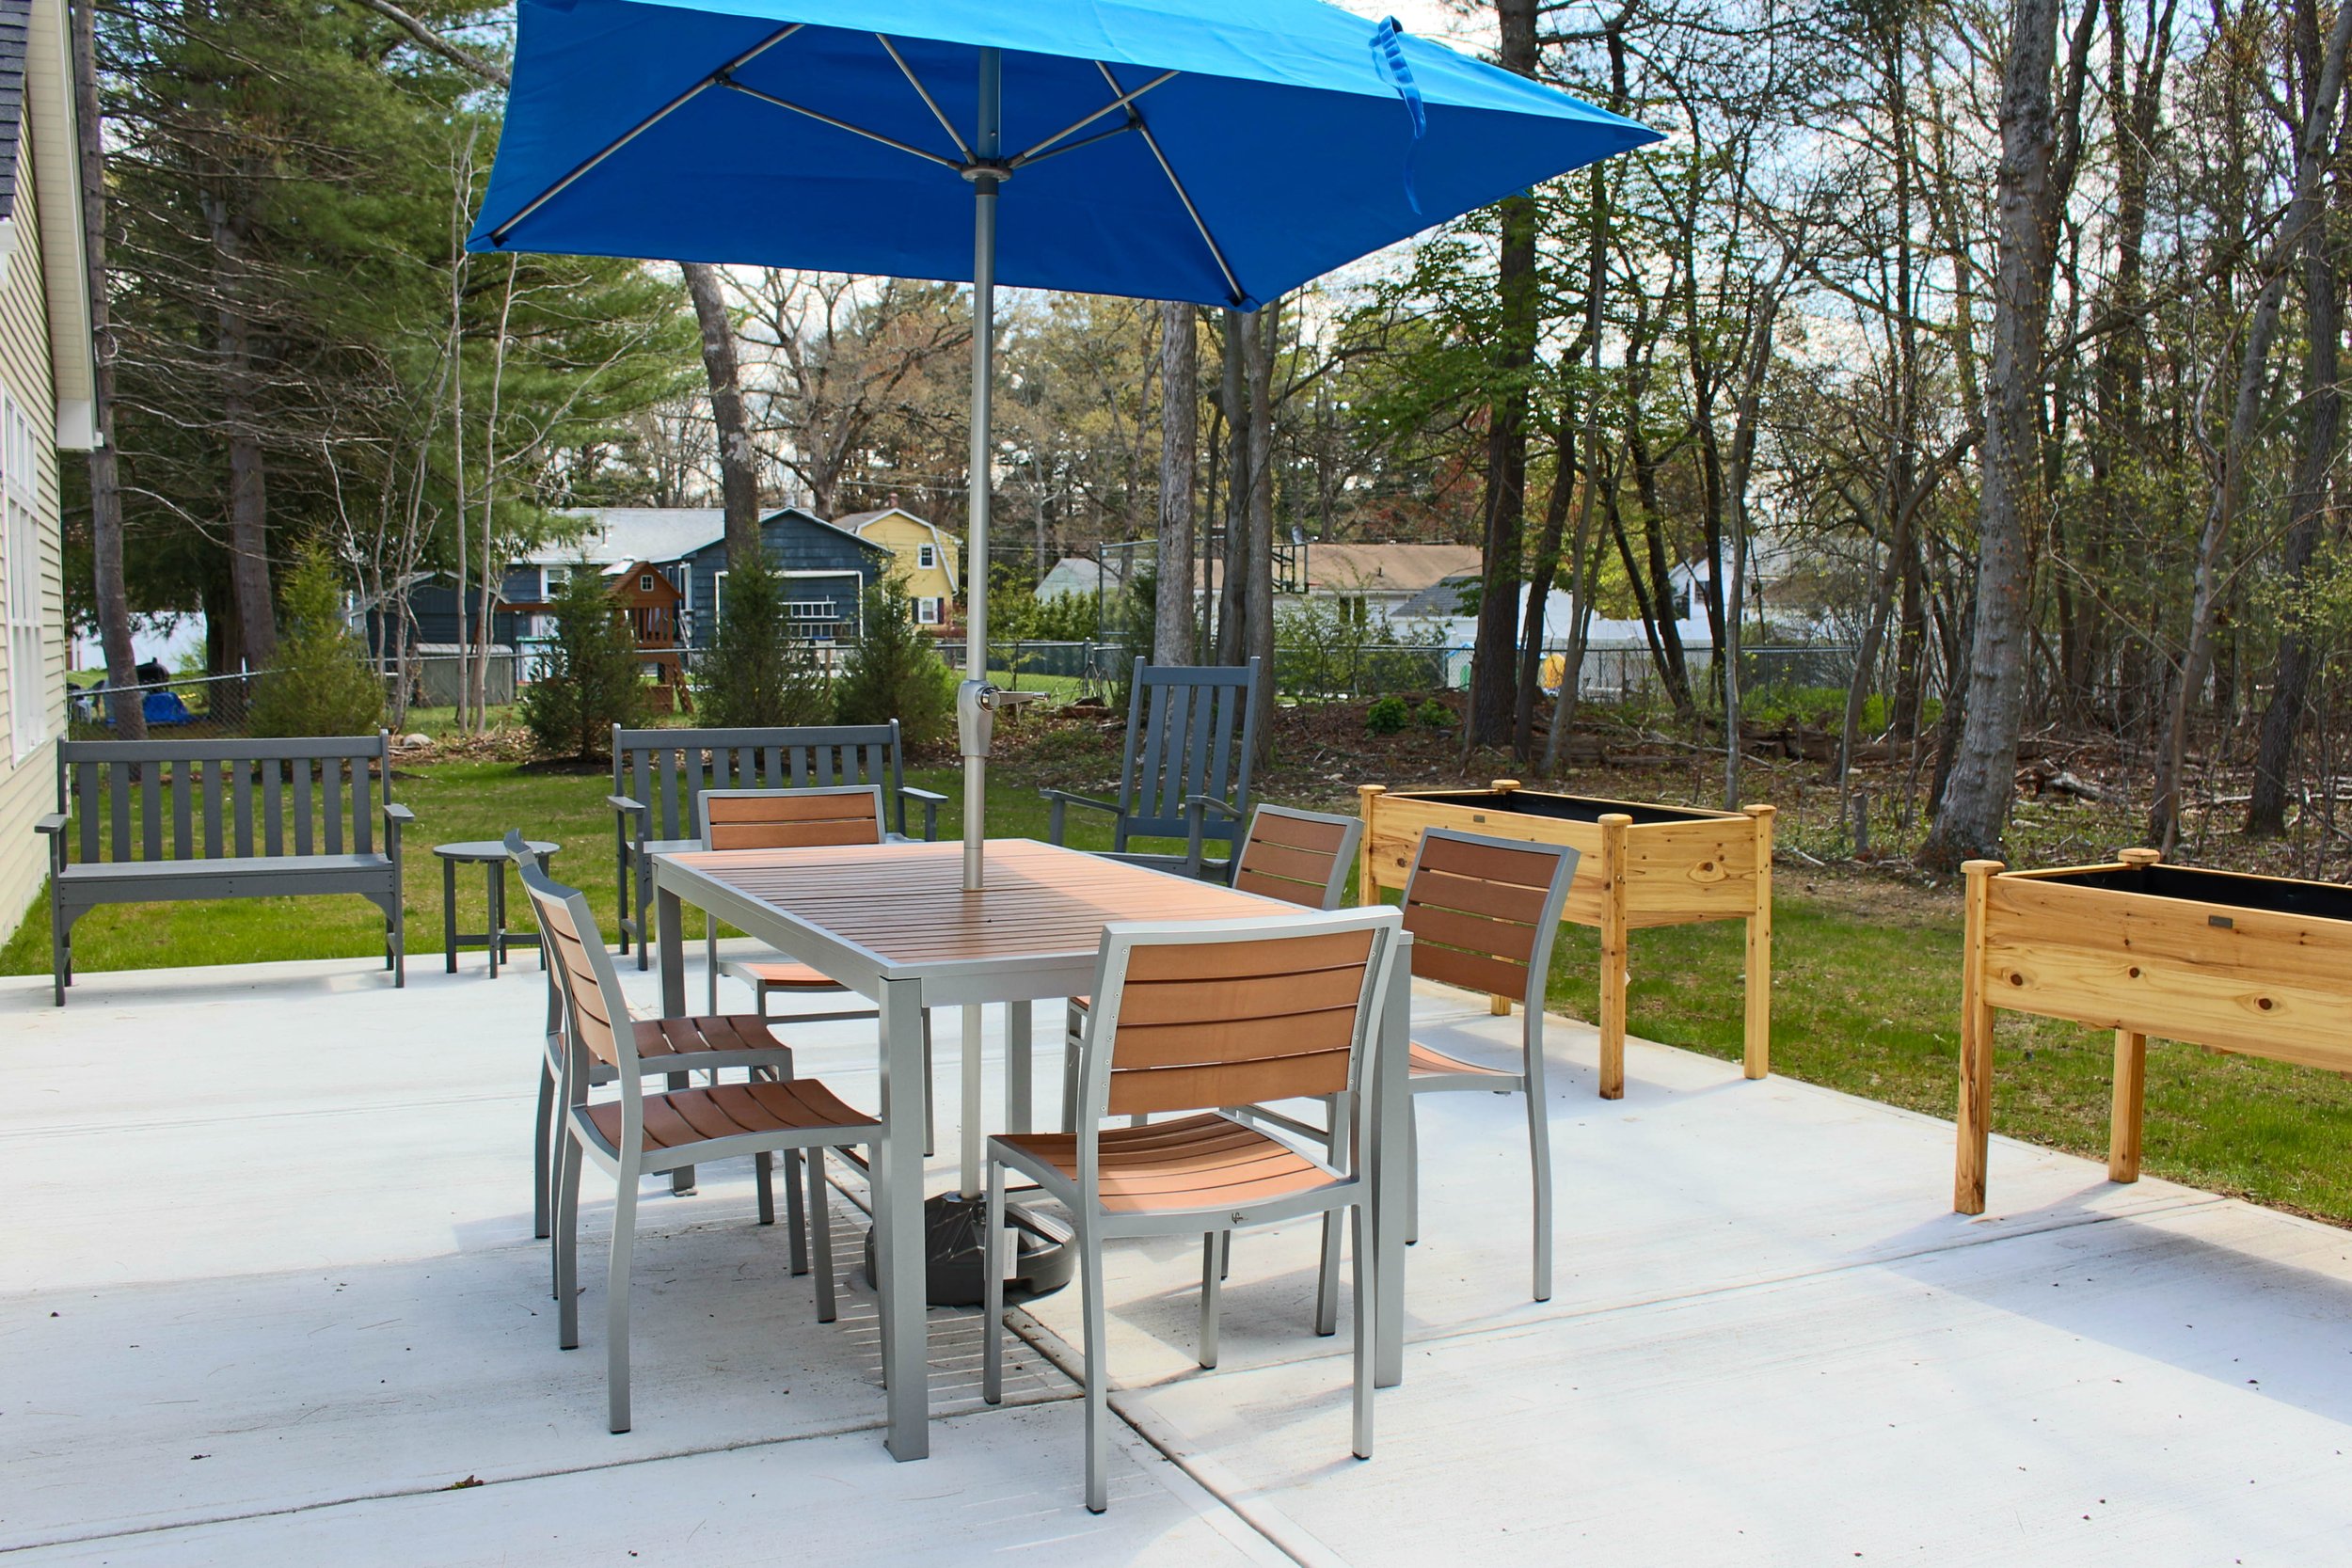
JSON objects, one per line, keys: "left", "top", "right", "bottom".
{"left": 834, "top": 575, "right": 955, "bottom": 747}
{"left": 520, "top": 565, "right": 647, "bottom": 761}
{"left": 248, "top": 546, "right": 386, "bottom": 737}
{"left": 696, "top": 549, "right": 832, "bottom": 726}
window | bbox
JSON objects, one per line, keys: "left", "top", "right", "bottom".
{"left": 916, "top": 543, "right": 937, "bottom": 571}
{"left": 915, "top": 596, "right": 941, "bottom": 626}
{"left": 787, "top": 600, "right": 842, "bottom": 641}
{"left": 3, "top": 392, "right": 43, "bottom": 760}
{"left": 639, "top": 573, "right": 655, "bottom": 594}
{"left": 545, "top": 565, "right": 570, "bottom": 594}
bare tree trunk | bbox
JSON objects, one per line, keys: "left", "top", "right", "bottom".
{"left": 1214, "top": 309, "right": 1249, "bottom": 666}
{"left": 1245, "top": 297, "right": 1279, "bottom": 760}
{"left": 1513, "top": 413, "right": 1574, "bottom": 757}
{"left": 206, "top": 189, "right": 276, "bottom": 673}
{"left": 469, "top": 254, "right": 518, "bottom": 732}
{"left": 73, "top": 0, "right": 138, "bottom": 737}
{"left": 1920, "top": 0, "right": 2094, "bottom": 867}
{"left": 1154, "top": 301, "right": 1198, "bottom": 665}
{"left": 685, "top": 262, "right": 763, "bottom": 566}
{"left": 2249, "top": 0, "right": 2349, "bottom": 835}
{"left": 1720, "top": 268, "right": 1787, "bottom": 811}
{"left": 2157, "top": 0, "right": 2352, "bottom": 847}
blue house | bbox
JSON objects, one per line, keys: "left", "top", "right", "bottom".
{"left": 675, "top": 507, "right": 894, "bottom": 649}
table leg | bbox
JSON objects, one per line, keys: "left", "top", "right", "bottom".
{"left": 657, "top": 882, "right": 693, "bottom": 1196}
{"left": 2109, "top": 1029, "right": 2147, "bottom": 1183}
{"left": 1007, "top": 999, "right": 1034, "bottom": 1135}
{"left": 485, "top": 862, "right": 503, "bottom": 980}
{"left": 1374, "top": 930, "right": 1410, "bottom": 1388}
{"left": 960, "top": 1002, "right": 986, "bottom": 1198}
{"left": 877, "top": 976, "right": 930, "bottom": 1461}
{"left": 441, "top": 855, "right": 457, "bottom": 974}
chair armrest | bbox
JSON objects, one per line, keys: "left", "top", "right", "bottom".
{"left": 606, "top": 793, "right": 648, "bottom": 820}
{"left": 34, "top": 813, "right": 68, "bottom": 836}
{"left": 36, "top": 813, "right": 66, "bottom": 874}
{"left": 1037, "top": 788, "right": 1120, "bottom": 847}
{"left": 901, "top": 785, "right": 946, "bottom": 842}
{"left": 1184, "top": 794, "right": 1242, "bottom": 821}
{"left": 383, "top": 802, "right": 417, "bottom": 825}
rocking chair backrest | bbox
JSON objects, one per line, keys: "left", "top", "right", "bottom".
{"left": 1113, "top": 658, "right": 1262, "bottom": 853}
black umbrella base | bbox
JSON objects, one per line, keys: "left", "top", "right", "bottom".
{"left": 863, "top": 1192, "right": 1074, "bottom": 1307}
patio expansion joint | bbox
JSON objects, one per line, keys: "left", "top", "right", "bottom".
{"left": 0, "top": 1386, "right": 1083, "bottom": 1559}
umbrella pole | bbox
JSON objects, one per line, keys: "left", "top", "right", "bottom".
{"left": 961, "top": 48, "right": 1002, "bottom": 897}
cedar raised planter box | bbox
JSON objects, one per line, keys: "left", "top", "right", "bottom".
{"left": 1358, "top": 780, "right": 1773, "bottom": 1098}
{"left": 1955, "top": 849, "right": 2352, "bottom": 1214}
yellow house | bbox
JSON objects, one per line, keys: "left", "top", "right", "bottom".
{"left": 839, "top": 504, "right": 959, "bottom": 627}
{"left": 0, "top": 0, "right": 99, "bottom": 945}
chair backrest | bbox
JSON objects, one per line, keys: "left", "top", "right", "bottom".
{"left": 517, "top": 854, "right": 642, "bottom": 1094}
{"left": 1398, "top": 829, "right": 1580, "bottom": 1012}
{"left": 55, "top": 732, "right": 391, "bottom": 867}
{"left": 698, "top": 785, "right": 887, "bottom": 851}
{"left": 1077, "top": 908, "right": 1400, "bottom": 1132}
{"left": 612, "top": 721, "right": 909, "bottom": 839}
{"left": 506, "top": 831, "right": 566, "bottom": 1049}
{"left": 1112, "top": 658, "right": 1261, "bottom": 851}
{"left": 1230, "top": 804, "right": 1361, "bottom": 910}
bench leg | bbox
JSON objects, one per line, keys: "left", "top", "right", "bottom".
{"left": 443, "top": 855, "right": 459, "bottom": 974}
{"left": 51, "top": 896, "right": 69, "bottom": 1007}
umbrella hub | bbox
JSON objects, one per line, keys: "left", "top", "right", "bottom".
{"left": 960, "top": 159, "right": 1013, "bottom": 186}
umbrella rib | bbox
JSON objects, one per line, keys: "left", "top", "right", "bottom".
{"left": 485, "top": 24, "right": 803, "bottom": 245}
{"left": 719, "top": 77, "right": 961, "bottom": 170}
{"left": 1009, "top": 68, "right": 1179, "bottom": 168}
{"left": 876, "top": 35, "right": 975, "bottom": 165}
{"left": 1010, "top": 121, "right": 1136, "bottom": 170}
{"left": 1094, "top": 61, "right": 1245, "bottom": 306}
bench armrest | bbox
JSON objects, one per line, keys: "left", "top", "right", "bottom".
{"left": 606, "top": 793, "right": 648, "bottom": 818}
{"left": 900, "top": 785, "right": 946, "bottom": 842}
{"left": 34, "top": 813, "right": 68, "bottom": 835}
{"left": 1038, "top": 788, "right": 1120, "bottom": 847}
{"left": 36, "top": 812, "right": 66, "bottom": 875}
{"left": 383, "top": 802, "right": 417, "bottom": 825}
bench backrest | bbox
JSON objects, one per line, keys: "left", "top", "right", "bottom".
{"left": 612, "top": 721, "right": 911, "bottom": 840}
{"left": 54, "top": 733, "right": 393, "bottom": 866}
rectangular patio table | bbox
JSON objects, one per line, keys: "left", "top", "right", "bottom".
{"left": 651, "top": 836, "right": 1411, "bottom": 1461}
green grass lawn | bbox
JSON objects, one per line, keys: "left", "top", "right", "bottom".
{"left": 9, "top": 752, "right": 2351, "bottom": 1228}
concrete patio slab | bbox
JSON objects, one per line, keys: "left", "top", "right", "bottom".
{"left": 6, "top": 948, "right": 2349, "bottom": 1565}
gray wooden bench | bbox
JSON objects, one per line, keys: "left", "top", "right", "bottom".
{"left": 37, "top": 733, "right": 413, "bottom": 1006}
{"left": 608, "top": 721, "right": 944, "bottom": 968}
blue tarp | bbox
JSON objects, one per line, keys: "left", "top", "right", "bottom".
{"left": 469, "top": 0, "right": 1661, "bottom": 308}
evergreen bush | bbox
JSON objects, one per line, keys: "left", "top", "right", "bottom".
{"left": 520, "top": 562, "right": 646, "bottom": 761}
{"left": 249, "top": 545, "right": 386, "bottom": 737}
{"left": 1364, "top": 694, "right": 1409, "bottom": 735}
{"left": 834, "top": 574, "right": 956, "bottom": 747}
{"left": 695, "top": 550, "right": 833, "bottom": 726}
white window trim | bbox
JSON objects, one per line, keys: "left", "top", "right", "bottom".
{"left": 914, "top": 596, "right": 941, "bottom": 625}
{"left": 4, "top": 389, "right": 45, "bottom": 761}
{"left": 916, "top": 543, "right": 937, "bottom": 570}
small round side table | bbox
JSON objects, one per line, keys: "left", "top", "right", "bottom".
{"left": 433, "top": 839, "right": 559, "bottom": 977}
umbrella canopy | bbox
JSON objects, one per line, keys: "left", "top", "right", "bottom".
{"left": 471, "top": 0, "right": 1661, "bottom": 900}
{"left": 470, "top": 0, "right": 1659, "bottom": 309}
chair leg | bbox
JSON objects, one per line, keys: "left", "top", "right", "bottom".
{"left": 1314, "top": 1212, "right": 1341, "bottom": 1338}
{"left": 922, "top": 1010, "right": 936, "bottom": 1159}
{"left": 1061, "top": 1015, "right": 1084, "bottom": 1133}
{"left": 1080, "top": 1224, "right": 1109, "bottom": 1514}
{"left": 608, "top": 1168, "right": 639, "bottom": 1433}
{"left": 533, "top": 1057, "right": 556, "bottom": 1243}
{"left": 555, "top": 1131, "right": 583, "bottom": 1351}
{"left": 983, "top": 1158, "right": 1007, "bottom": 1404}
{"left": 1526, "top": 1084, "right": 1552, "bottom": 1304}
{"left": 1199, "top": 1232, "right": 1222, "bottom": 1369}
{"left": 809, "top": 1148, "right": 837, "bottom": 1323}
{"left": 755, "top": 1150, "right": 775, "bottom": 1227}
{"left": 706, "top": 928, "right": 719, "bottom": 1017}
{"left": 784, "top": 1148, "right": 809, "bottom": 1275}
{"left": 1405, "top": 1098, "right": 1420, "bottom": 1247}
{"left": 1351, "top": 1200, "right": 1375, "bottom": 1461}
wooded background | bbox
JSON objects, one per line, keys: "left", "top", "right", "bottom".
{"left": 70, "top": 0, "right": 2352, "bottom": 868}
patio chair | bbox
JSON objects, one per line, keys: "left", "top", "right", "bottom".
{"left": 522, "top": 852, "right": 881, "bottom": 1435}
{"left": 1397, "top": 829, "right": 1581, "bottom": 1303}
{"left": 699, "top": 786, "right": 936, "bottom": 1156}
{"left": 1061, "top": 803, "right": 1362, "bottom": 1128}
{"left": 514, "top": 832, "right": 808, "bottom": 1289}
{"left": 1040, "top": 658, "right": 1261, "bottom": 877}
{"left": 984, "top": 906, "right": 1402, "bottom": 1513}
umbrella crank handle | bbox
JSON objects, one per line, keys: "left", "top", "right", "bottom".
{"left": 958, "top": 679, "right": 1003, "bottom": 761}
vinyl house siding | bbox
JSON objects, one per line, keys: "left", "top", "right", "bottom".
{"left": 0, "top": 118, "right": 64, "bottom": 946}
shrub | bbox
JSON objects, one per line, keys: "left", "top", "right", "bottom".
{"left": 1414, "top": 697, "right": 1454, "bottom": 730}
{"left": 695, "top": 550, "right": 832, "bottom": 726}
{"left": 520, "top": 561, "right": 646, "bottom": 761}
{"left": 835, "top": 573, "right": 956, "bottom": 747}
{"left": 1364, "top": 694, "right": 1409, "bottom": 735}
{"left": 249, "top": 545, "right": 385, "bottom": 737}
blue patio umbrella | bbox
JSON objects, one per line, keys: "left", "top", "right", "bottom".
{"left": 472, "top": 0, "right": 1661, "bottom": 891}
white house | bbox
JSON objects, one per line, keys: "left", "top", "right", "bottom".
{"left": 0, "top": 0, "right": 99, "bottom": 945}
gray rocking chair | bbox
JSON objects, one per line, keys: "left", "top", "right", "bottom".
{"left": 1040, "top": 657, "right": 1261, "bottom": 878}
